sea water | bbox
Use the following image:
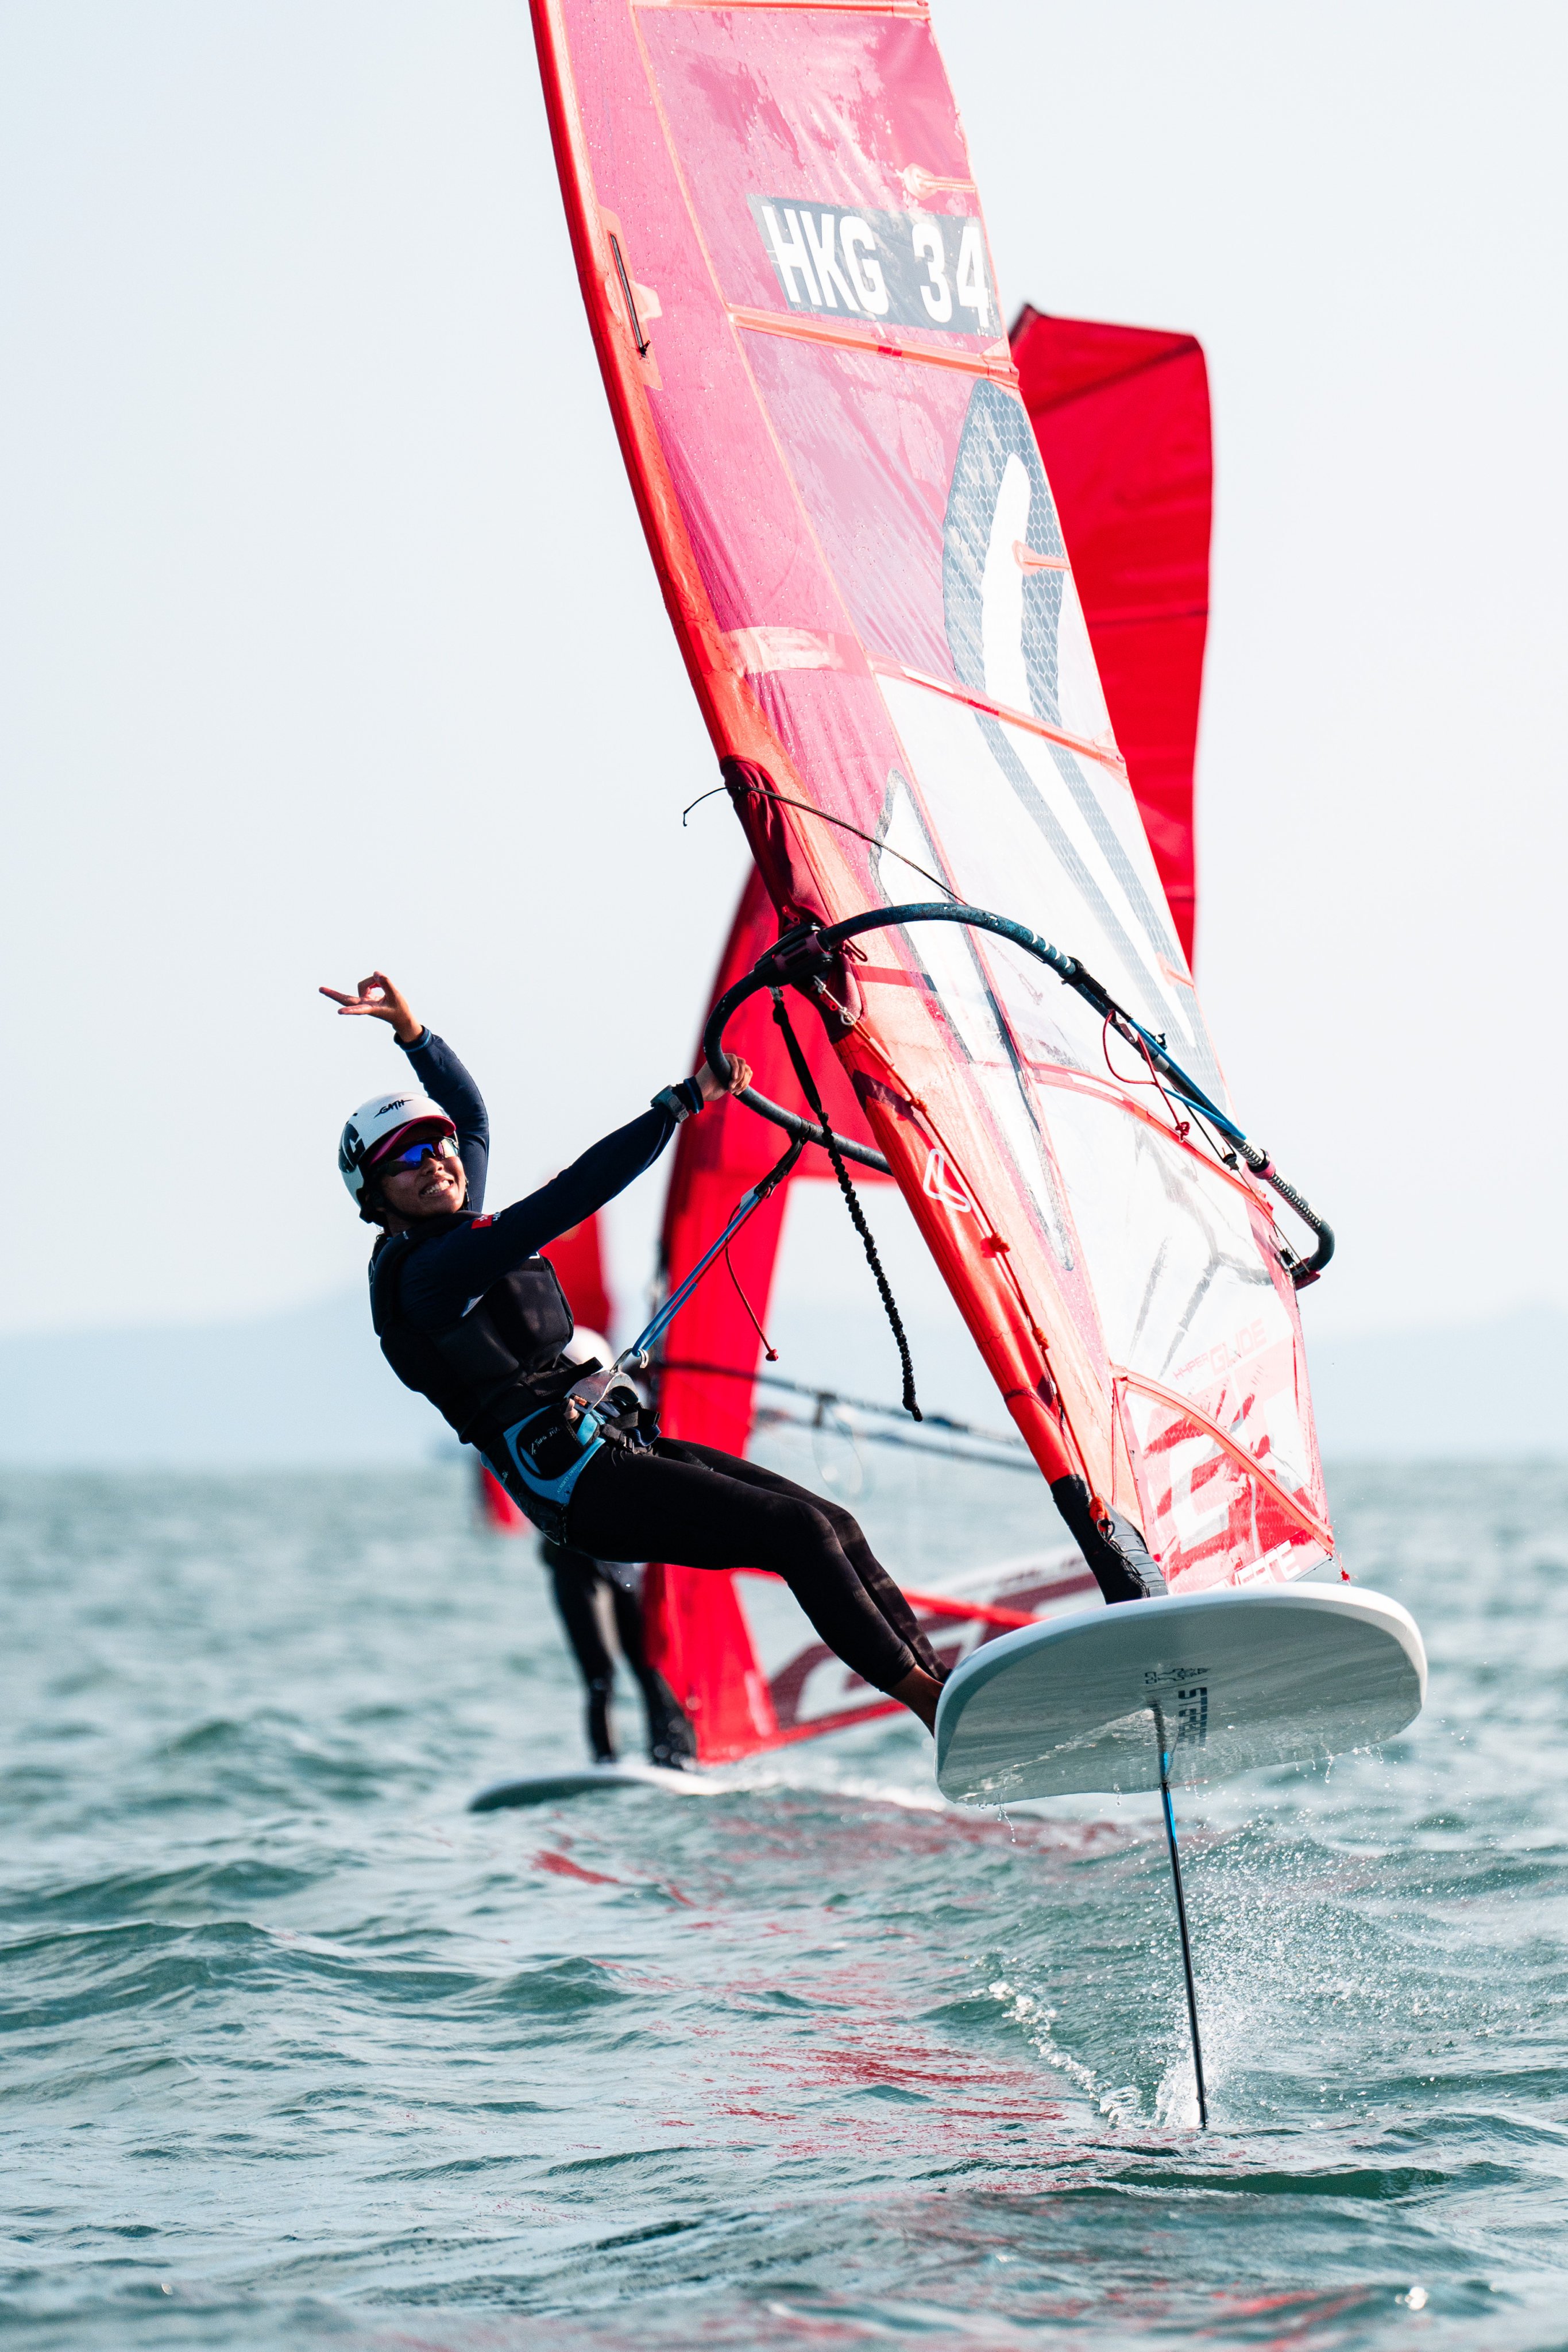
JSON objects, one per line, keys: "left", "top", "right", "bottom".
{"left": 2, "top": 1451, "right": 1566, "bottom": 2350}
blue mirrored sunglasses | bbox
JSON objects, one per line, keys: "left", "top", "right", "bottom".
{"left": 377, "top": 1135, "right": 458, "bottom": 1172}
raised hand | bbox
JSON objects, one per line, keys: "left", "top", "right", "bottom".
{"left": 319, "top": 972, "right": 422, "bottom": 1046}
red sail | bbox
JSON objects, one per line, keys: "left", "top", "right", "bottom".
{"left": 646, "top": 320, "right": 1214, "bottom": 1752}
{"left": 1011, "top": 310, "right": 1211, "bottom": 965}
{"left": 643, "top": 868, "right": 890, "bottom": 1758}
{"left": 656, "top": 867, "right": 888, "bottom": 1459}
{"left": 542, "top": 1214, "right": 615, "bottom": 1343}
{"left": 532, "top": 0, "right": 1333, "bottom": 1723}
{"left": 642, "top": 875, "right": 1102, "bottom": 1763}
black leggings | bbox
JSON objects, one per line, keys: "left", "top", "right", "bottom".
{"left": 544, "top": 1546, "right": 646, "bottom": 1685}
{"left": 567, "top": 1437, "right": 945, "bottom": 1696}
{"left": 542, "top": 1540, "right": 692, "bottom": 1765}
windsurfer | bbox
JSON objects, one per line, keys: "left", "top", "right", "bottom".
{"left": 323, "top": 973, "right": 949, "bottom": 1733}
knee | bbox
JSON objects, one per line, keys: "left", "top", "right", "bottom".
{"left": 766, "top": 1497, "right": 841, "bottom": 1567}
{"left": 818, "top": 1497, "right": 865, "bottom": 1551}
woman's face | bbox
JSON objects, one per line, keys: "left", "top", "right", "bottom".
{"left": 374, "top": 1128, "right": 466, "bottom": 1220}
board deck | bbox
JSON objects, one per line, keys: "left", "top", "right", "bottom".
{"left": 468, "top": 1760, "right": 724, "bottom": 1811}
{"left": 935, "top": 1584, "right": 1426, "bottom": 1804}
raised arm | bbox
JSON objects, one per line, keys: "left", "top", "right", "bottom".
{"left": 321, "top": 971, "right": 489, "bottom": 1207}
{"left": 396, "top": 1030, "right": 488, "bottom": 1210}
{"left": 396, "top": 1106, "right": 675, "bottom": 1324}
{"left": 323, "top": 970, "right": 751, "bottom": 1324}
{"left": 395, "top": 1054, "right": 752, "bottom": 1328}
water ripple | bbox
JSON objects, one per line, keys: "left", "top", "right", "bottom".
{"left": 1, "top": 1461, "right": 1566, "bottom": 2349}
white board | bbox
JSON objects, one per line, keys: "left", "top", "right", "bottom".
{"left": 469, "top": 1760, "right": 724, "bottom": 1811}
{"left": 935, "top": 1584, "right": 1426, "bottom": 1803}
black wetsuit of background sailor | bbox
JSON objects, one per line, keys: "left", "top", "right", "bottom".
{"left": 370, "top": 1029, "right": 947, "bottom": 1706}
{"left": 539, "top": 1535, "right": 685, "bottom": 1766}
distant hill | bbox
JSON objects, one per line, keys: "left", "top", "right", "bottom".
{"left": 0, "top": 1295, "right": 1561, "bottom": 1466}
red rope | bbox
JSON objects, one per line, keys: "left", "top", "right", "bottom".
{"left": 724, "top": 1241, "right": 778, "bottom": 1362}
{"left": 1102, "top": 1013, "right": 1190, "bottom": 1142}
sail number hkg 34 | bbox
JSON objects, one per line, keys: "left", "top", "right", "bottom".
{"left": 750, "top": 196, "right": 998, "bottom": 335}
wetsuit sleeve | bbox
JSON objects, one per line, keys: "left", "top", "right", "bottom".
{"left": 399, "top": 1028, "right": 488, "bottom": 1213}
{"left": 396, "top": 1102, "right": 683, "bottom": 1327}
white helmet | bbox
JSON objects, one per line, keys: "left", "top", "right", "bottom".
{"left": 339, "top": 1089, "right": 456, "bottom": 1216}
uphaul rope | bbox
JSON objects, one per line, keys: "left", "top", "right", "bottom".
{"left": 702, "top": 903, "right": 1334, "bottom": 1289}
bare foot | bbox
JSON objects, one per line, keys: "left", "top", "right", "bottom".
{"left": 889, "top": 1664, "right": 943, "bottom": 1735}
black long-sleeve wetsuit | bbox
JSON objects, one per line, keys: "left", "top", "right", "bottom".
{"left": 379, "top": 1030, "right": 944, "bottom": 1697}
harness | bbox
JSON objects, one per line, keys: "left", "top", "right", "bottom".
{"left": 370, "top": 1138, "right": 804, "bottom": 1543}
{"left": 489, "top": 1377, "right": 643, "bottom": 1542}
{"left": 371, "top": 1237, "right": 643, "bottom": 1542}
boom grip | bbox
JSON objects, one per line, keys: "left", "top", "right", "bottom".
{"left": 703, "top": 964, "right": 891, "bottom": 1174}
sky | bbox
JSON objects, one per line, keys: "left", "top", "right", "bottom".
{"left": 2, "top": 0, "right": 1563, "bottom": 1347}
